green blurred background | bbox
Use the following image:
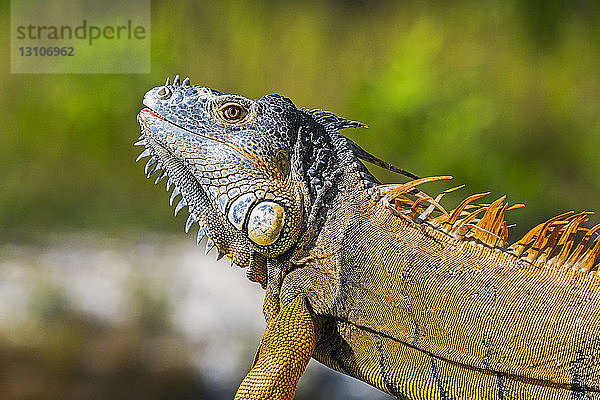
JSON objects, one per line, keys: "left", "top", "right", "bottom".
{"left": 1, "top": 0, "right": 599, "bottom": 399}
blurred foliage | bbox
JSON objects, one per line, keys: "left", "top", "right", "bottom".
{"left": 1, "top": 1, "right": 600, "bottom": 398}
{"left": 0, "top": 283, "right": 203, "bottom": 400}
{"left": 1, "top": 0, "right": 599, "bottom": 241}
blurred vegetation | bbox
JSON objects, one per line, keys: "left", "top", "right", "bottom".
{"left": 0, "top": 290, "right": 202, "bottom": 400}
{"left": 1, "top": 0, "right": 599, "bottom": 241}
{"left": 1, "top": 1, "right": 600, "bottom": 399}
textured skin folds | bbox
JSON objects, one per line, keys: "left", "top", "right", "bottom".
{"left": 136, "top": 78, "right": 600, "bottom": 399}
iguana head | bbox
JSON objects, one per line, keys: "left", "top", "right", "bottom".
{"left": 136, "top": 76, "right": 311, "bottom": 271}
{"left": 136, "top": 77, "right": 379, "bottom": 284}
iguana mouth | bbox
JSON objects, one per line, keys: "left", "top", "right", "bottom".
{"left": 136, "top": 108, "right": 224, "bottom": 258}
{"left": 139, "top": 107, "right": 161, "bottom": 120}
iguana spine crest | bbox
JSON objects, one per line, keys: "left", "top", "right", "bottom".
{"left": 383, "top": 176, "right": 600, "bottom": 275}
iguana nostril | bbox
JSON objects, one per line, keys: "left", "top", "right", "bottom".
{"left": 157, "top": 86, "right": 172, "bottom": 100}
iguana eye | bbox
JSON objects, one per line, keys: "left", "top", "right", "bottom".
{"left": 220, "top": 103, "right": 248, "bottom": 122}
{"left": 157, "top": 86, "right": 172, "bottom": 100}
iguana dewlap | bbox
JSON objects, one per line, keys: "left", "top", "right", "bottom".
{"left": 136, "top": 76, "right": 600, "bottom": 399}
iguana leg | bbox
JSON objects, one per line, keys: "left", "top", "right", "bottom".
{"left": 234, "top": 296, "right": 316, "bottom": 400}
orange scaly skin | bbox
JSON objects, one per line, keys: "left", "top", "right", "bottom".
{"left": 136, "top": 78, "right": 600, "bottom": 399}
{"left": 234, "top": 296, "right": 315, "bottom": 400}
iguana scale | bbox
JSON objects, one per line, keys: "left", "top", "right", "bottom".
{"left": 135, "top": 76, "right": 600, "bottom": 399}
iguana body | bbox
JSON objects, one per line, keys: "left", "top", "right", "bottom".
{"left": 135, "top": 77, "right": 600, "bottom": 399}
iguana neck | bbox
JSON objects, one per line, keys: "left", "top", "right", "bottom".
{"left": 249, "top": 115, "right": 376, "bottom": 288}
{"left": 292, "top": 112, "right": 377, "bottom": 241}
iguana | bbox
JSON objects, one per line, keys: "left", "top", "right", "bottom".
{"left": 135, "top": 76, "right": 600, "bottom": 399}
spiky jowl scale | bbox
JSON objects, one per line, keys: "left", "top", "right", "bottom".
{"left": 136, "top": 77, "right": 600, "bottom": 399}
{"left": 185, "top": 213, "right": 196, "bottom": 233}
